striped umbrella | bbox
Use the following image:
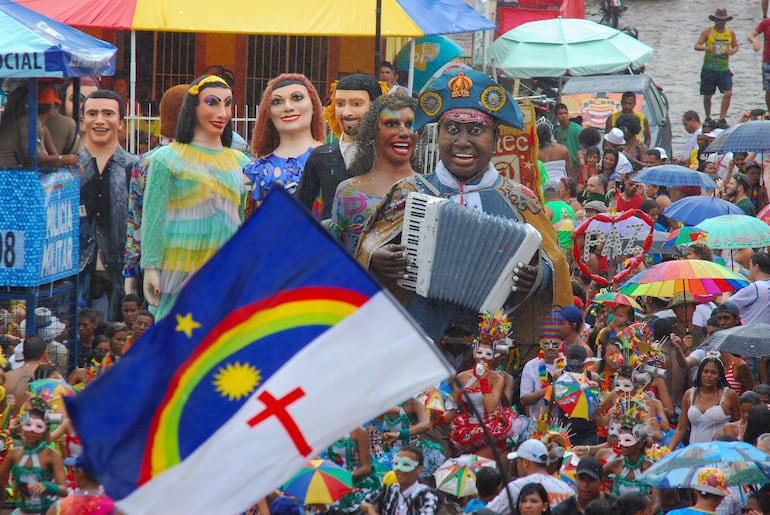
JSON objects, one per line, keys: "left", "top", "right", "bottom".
{"left": 281, "top": 459, "right": 354, "bottom": 505}
{"left": 619, "top": 259, "right": 749, "bottom": 297}
{"left": 664, "top": 227, "right": 708, "bottom": 247}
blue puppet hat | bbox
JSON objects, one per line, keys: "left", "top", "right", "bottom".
{"left": 415, "top": 68, "right": 524, "bottom": 130}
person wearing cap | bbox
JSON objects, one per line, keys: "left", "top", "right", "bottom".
{"left": 356, "top": 69, "right": 571, "bottom": 345}
{"left": 554, "top": 306, "right": 589, "bottom": 351}
{"left": 296, "top": 74, "right": 385, "bottom": 220}
{"left": 602, "top": 128, "right": 633, "bottom": 178}
{"left": 53, "top": 455, "right": 116, "bottom": 513}
{"left": 487, "top": 439, "right": 575, "bottom": 514}
{"left": 550, "top": 457, "right": 616, "bottom": 515}
{"left": 713, "top": 302, "right": 755, "bottom": 396}
{"left": 725, "top": 172, "right": 756, "bottom": 216}
{"left": 695, "top": 9, "right": 739, "bottom": 128}
{"left": 606, "top": 92, "right": 651, "bottom": 148}
{"left": 0, "top": 84, "right": 79, "bottom": 169}
{"left": 45, "top": 85, "right": 80, "bottom": 156}
{"left": 583, "top": 200, "right": 608, "bottom": 218}
{"left": 667, "top": 467, "right": 731, "bottom": 515}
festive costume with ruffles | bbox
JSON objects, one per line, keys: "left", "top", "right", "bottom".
{"left": 11, "top": 441, "right": 56, "bottom": 514}
{"left": 51, "top": 492, "right": 116, "bottom": 514}
{"left": 243, "top": 147, "right": 314, "bottom": 202}
{"left": 450, "top": 379, "right": 520, "bottom": 453}
{"left": 141, "top": 142, "right": 248, "bottom": 319}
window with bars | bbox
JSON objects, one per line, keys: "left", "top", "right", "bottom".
{"left": 244, "top": 35, "right": 329, "bottom": 110}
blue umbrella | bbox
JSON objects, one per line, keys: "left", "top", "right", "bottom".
{"left": 638, "top": 441, "right": 770, "bottom": 488}
{"left": 0, "top": 0, "right": 116, "bottom": 78}
{"left": 396, "top": 35, "right": 464, "bottom": 93}
{"left": 705, "top": 120, "right": 770, "bottom": 154}
{"left": 634, "top": 165, "right": 717, "bottom": 190}
{"left": 663, "top": 196, "right": 745, "bottom": 226}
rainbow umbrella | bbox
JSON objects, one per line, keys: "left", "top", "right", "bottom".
{"left": 27, "top": 379, "right": 76, "bottom": 411}
{"left": 663, "top": 227, "right": 708, "bottom": 247}
{"left": 592, "top": 291, "right": 642, "bottom": 312}
{"left": 619, "top": 259, "right": 749, "bottom": 298}
{"left": 281, "top": 459, "right": 354, "bottom": 505}
{"left": 552, "top": 371, "right": 601, "bottom": 419}
{"left": 417, "top": 387, "right": 458, "bottom": 414}
{"left": 433, "top": 454, "right": 496, "bottom": 497}
{"left": 696, "top": 214, "right": 770, "bottom": 249}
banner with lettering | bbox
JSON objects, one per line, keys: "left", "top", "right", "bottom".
{"left": 0, "top": 170, "right": 79, "bottom": 286}
{"left": 492, "top": 98, "right": 540, "bottom": 197}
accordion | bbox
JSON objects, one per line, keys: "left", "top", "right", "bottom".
{"left": 398, "top": 192, "right": 543, "bottom": 313}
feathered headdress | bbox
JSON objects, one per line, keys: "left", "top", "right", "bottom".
{"left": 477, "top": 310, "right": 512, "bottom": 344}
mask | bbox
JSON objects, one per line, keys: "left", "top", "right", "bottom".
{"left": 618, "top": 432, "right": 638, "bottom": 447}
{"left": 474, "top": 347, "right": 494, "bottom": 360}
{"left": 615, "top": 377, "right": 634, "bottom": 393}
{"left": 392, "top": 456, "right": 420, "bottom": 472}
{"left": 22, "top": 419, "right": 47, "bottom": 434}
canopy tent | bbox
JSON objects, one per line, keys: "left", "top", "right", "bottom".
{"left": 0, "top": 0, "right": 115, "bottom": 78}
{"left": 16, "top": 0, "right": 494, "bottom": 36}
{"left": 19, "top": 0, "right": 495, "bottom": 151}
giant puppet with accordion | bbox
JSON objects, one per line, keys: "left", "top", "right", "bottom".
{"left": 356, "top": 69, "right": 572, "bottom": 350}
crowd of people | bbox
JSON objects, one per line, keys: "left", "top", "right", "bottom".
{"left": 1, "top": 18, "right": 770, "bottom": 512}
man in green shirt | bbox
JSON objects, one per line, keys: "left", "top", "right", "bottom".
{"left": 553, "top": 103, "right": 583, "bottom": 172}
{"left": 726, "top": 172, "right": 756, "bottom": 216}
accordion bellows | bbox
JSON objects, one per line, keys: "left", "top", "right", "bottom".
{"left": 399, "top": 192, "right": 543, "bottom": 313}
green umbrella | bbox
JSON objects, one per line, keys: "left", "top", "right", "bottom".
{"left": 488, "top": 18, "right": 654, "bottom": 78}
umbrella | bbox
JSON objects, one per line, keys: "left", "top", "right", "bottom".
{"left": 487, "top": 18, "right": 653, "bottom": 78}
{"left": 696, "top": 214, "right": 770, "bottom": 249}
{"left": 664, "top": 227, "right": 708, "bottom": 247}
{"left": 705, "top": 120, "right": 770, "bottom": 154}
{"left": 592, "top": 291, "right": 642, "bottom": 311}
{"left": 416, "top": 387, "right": 458, "bottom": 414}
{"left": 433, "top": 454, "right": 496, "bottom": 497}
{"left": 281, "top": 459, "right": 354, "bottom": 505}
{"left": 619, "top": 259, "right": 749, "bottom": 297}
{"left": 634, "top": 165, "right": 717, "bottom": 190}
{"left": 27, "top": 379, "right": 76, "bottom": 411}
{"left": 662, "top": 196, "right": 745, "bottom": 226}
{"left": 0, "top": 0, "right": 115, "bottom": 78}
{"left": 628, "top": 230, "right": 686, "bottom": 257}
{"left": 552, "top": 371, "right": 601, "bottom": 419}
{"left": 703, "top": 324, "right": 770, "bottom": 357}
{"left": 638, "top": 441, "right": 770, "bottom": 489}
{"left": 395, "top": 36, "right": 463, "bottom": 93}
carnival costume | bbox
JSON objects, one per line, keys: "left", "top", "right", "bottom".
{"left": 12, "top": 441, "right": 56, "bottom": 514}
{"left": 141, "top": 142, "right": 249, "bottom": 319}
{"left": 243, "top": 147, "right": 315, "bottom": 202}
{"left": 450, "top": 313, "right": 522, "bottom": 453}
{"left": 354, "top": 69, "right": 572, "bottom": 345}
{"left": 381, "top": 407, "right": 445, "bottom": 479}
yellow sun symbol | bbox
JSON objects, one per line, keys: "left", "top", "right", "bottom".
{"left": 213, "top": 362, "right": 261, "bottom": 401}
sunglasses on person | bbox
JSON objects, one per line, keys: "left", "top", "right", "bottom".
{"left": 540, "top": 340, "right": 561, "bottom": 350}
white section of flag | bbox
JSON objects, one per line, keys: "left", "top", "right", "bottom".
{"left": 117, "top": 291, "right": 452, "bottom": 515}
